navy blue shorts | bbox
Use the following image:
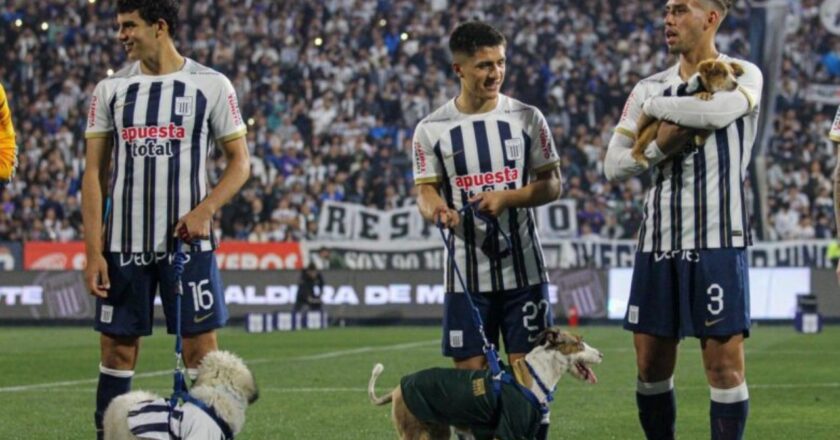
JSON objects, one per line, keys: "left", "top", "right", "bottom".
{"left": 443, "top": 283, "right": 553, "bottom": 359}
{"left": 94, "top": 251, "right": 228, "bottom": 337}
{"left": 624, "top": 249, "right": 750, "bottom": 339}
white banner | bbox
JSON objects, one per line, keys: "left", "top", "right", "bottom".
{"left": 804, "top": 84, "right": 840, "bottom": 105}
{"left": 317, "top": 200, "right": 578, "bottom": 241}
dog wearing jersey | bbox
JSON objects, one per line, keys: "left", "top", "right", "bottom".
{"left": 368, "top": 327, "right": 603, "bottom": 440}
{"left": 103, "top": 350, "right": 258, "bottom": 440}
{"left": 631, "top": 59, "right": 745, "bottom": 167}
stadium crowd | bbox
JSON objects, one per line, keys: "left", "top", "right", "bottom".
{"left": 0, "top": 0, "right": 836, "bottom": 243}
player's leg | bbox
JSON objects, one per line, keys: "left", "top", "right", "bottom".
{"left": 94, "top": 253, "right": 155, "bottom": 439}
{"left": 500, "top": 283, "right": 553, "bottom": 440}
{"left": 443, "top": 289, "right": 495, "bottom": 370}
{"left": 701, "top": 335, "right": 748, "bottom": 440}
{"left": 625, "top": 252, "right": 680, "bottom": 440}
{"left": 159, "top": 250, "right": 229, "bottom": 381}
{"left": 690, "top": 249, "right": 751, "bottom": 440}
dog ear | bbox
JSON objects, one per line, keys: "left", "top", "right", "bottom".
{"left": 535, "top": 327, "right": 560, "bottom": 347}
{"left": 698, "top": 60, "right": 714, "bottom": 78}
{"left": 728, "top": 62, "right": 745, "bottom": 77}
{"left": 556, "top": 332, "right": 584, "bottom": 355}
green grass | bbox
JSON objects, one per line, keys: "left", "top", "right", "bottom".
{"left": 0, "top": 325, "right": 838, "bottom": 439}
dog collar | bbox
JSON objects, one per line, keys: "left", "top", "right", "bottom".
{"left": 523, "top": 359, "right": 556, "bottom": 404}
{"left": 182, "top": 393, "right": 235, "bottom": 439}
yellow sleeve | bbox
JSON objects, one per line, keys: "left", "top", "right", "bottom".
{"left": 0, "top": 84, "right": 15, "bottom": 142}
{"left": 0, "top": 84, "right": 18, "bottom": 181}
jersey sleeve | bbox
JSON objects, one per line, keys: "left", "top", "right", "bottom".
{"left": 527, "top": 108, "right": 560, "bottom": 174}
{"left": 0, "top": 84, "right": 17, "bottom": 181}
{"left": 412, "top": 123, "right": 442, "bottom": 184}
{"left": 615, "top": 82, "right": 647, "bottom": 140}
{"left": 84, "top": 80, "right": 114, "bottom": 139}
{"left": 831, "top": 106, "right": 840, "bottom": 142}
{"left": 209, "top": 76, "right": 247, "bottom": 143}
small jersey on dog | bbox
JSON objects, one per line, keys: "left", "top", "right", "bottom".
{"left": 368, "top": 327, "right": 603, "bottom": 440}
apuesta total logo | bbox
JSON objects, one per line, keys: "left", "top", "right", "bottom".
{"left": 120, "top": 123, "right": 186, "bottom": 158}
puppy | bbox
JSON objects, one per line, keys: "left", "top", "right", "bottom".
{"left": 368, "top": 327, "right": 603, "bottom": 440}
{"left": 103, "top": 350, "right": 259, "bottom": 440}
{"left": 631, "top": 59, "right": 745, "bottom": 167}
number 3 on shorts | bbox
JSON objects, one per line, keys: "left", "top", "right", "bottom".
{"left": 189, "top": 279, "right": 214, "bottom": 312}
{"left": 707, "top": 283, "right": 724, "bottom": 315}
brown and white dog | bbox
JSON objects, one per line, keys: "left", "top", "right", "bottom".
{"left": 631, "top": 59, "right": 745, "bottom": 167}
{"left": 368, "top": 327, "right": 603, "bottom": 440}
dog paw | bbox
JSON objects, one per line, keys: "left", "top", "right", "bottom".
{"left": 631, "top": 153, "right": 649, "bottom": 168}
{"left": 696, "top": 91, "right": 713, "bottom": 101}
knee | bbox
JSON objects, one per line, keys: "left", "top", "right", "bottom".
{"left": 637, "top": 358, "right": 674, "bottom": 383}
{"left": 704, "top": 362, "right": 744, "bottom": 388}
{"left": 101, "top": 335, "right": 138, "bottom": 369}
{"left": 182, "top": 331, "right": 218, "bottom": 367}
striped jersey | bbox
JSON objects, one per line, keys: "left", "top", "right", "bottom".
{"left": 85, "top": 59, "right": 247, "bottom": 253}
{"left": 126, "top": 398, "right": 226, "bottom": 440}
{"left": 615, "top": 54, "right": 762, "bottom": 252}
{"left": 413, "top": 95, "right": 560, "bottom": 293}
{"left": 830, "top": 105, "right": 840, "bottom": 142}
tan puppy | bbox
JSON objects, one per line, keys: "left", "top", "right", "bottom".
{"left": 631, "top": 59, "right": 745, "bottom": 167}
{"left": 368, "top": 327, "right": 603, "bottom": 440}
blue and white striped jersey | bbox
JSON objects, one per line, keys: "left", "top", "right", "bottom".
{"left": 830, "top": 105, "right": 840, "bottom": 142}
{"left": 413, "top": 95, "right": 560, "bottom": 293}
{"left": 614, "top": 54, "right": 763, "bottom": 252}
{"left": 126, "top": 398, "right": 225, "bottom": 440}
{"left": 85, "top": 58, "right": 247, "bottom": 253}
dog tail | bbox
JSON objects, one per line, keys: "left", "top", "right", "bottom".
{"left": 368, "top": 363, "right": 392, "bottom": 405}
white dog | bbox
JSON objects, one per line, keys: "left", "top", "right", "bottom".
{"left": 103, "top": 350, "right": 259, "bottom": 440}
{"left": 368, "top": 327, "right": 603, "bottom": 440}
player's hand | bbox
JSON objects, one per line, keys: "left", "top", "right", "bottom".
{"left": 656, "top": 121, "right": 696, "bottom": 156}
{"left": 174, "top": 205, "right": 213, "bottom": 242}
{"left": 84, "top": 253, "right": 110, "bottom": 298}
{"left": 470, "top": 191, "right": 509, "bottom": 218}
{"left": 433, "top": 205, "right": 460, "bottom": 229}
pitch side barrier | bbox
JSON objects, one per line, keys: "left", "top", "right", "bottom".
{"left": 1, "top": 268, "right": 839, "bottom": 322}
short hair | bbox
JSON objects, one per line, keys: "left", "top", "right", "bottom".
{"left": 702, "top": 0, "right": 733, "bottom": 19}
{"left": 448, "top": 21, "right": 506, "bottom": 58}
{"left": 117, "top": 0, "right": 180, "bottom": 36}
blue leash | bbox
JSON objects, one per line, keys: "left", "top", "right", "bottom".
{"left": 168, "top": 238, "right": 234, "bottom": 439}
{"left": 437, "top": 201, "right": 553, "bottom": 414}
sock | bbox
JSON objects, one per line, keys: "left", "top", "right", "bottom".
{"left": 95, "top": 364, "right": 134, "bottom": 440}
{"left": 636, "top": 377, "right": 676, "bottom": 440}
{"left": 710, "top": 382, "right": 749, "bottom": 440}
{"left": 535, "top": 411, "right": 550, "bottom": 440}
{"left": 187, "top": 368, "right": 199, "bottom": 383}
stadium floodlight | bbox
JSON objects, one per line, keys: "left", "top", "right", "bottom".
{"left": 247, "top": 118, "right": 255, "bottom": 126}
{"left": 40, "top": 22, "right": 48, "bottom": 31}
{"left": 314, "top": 37, "right": 323, "bottom": 47}
{"left": 14, "top": 19, "right": 22, "bottom": 28}
{"left": 106, "top": 68, "right": 114, "bottom": 76}
{"left": 400, "top": 32, "right": 409, "bottom": 41}
{"left": 379, "top": 19, "right": 387, "bottom": 27}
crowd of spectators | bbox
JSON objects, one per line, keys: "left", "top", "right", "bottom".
{"left": 0, "top": 0, "right": 836, "bottom": 244}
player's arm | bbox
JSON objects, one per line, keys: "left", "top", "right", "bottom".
{"left": 0, "top": 85, "right": 17, "bottom": 182}
{"left": 413, "top": 124, "right": 459, "bottom": 227}
{"left": 641, "top": 62, "right": 763, "bottom": 130}
{"left": 82, "top": 135, "right": 113, "bottom": 298}
{"left": 176, "top": 135, "right": 250, "bottom": 240}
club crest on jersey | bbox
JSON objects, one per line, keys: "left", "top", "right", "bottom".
{"left": 504, "top": 138, "right": 523, "bottom": 160}
{"left": 175, "top": 96, "right": 194, "bottom": 117}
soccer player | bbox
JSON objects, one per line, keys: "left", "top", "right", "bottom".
{"left": 830, "top": 106, "right": 840, "bottom": 285}
{"left": 0, "top": 82, "right": 16, "bottom": 182}
{"left": 81, "top": 1, "right": 250, "bottom": 438}
{"left": 604, "top": 1, "right": 762, "bottom": 439}
{"left": 413, "top": 21, "right": 562, "bottom": 440}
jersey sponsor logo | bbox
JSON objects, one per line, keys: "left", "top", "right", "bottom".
{"left": 539, "top": 122, "right": 553, "bottom": 159}
{"left": 414, "top": 141, "right": 427, "bottom": 174}
{"left": 87, "top": 96, "right": 98, "bottom": 128}
{"left": 121, "top": 123, "right": 186, "bottom": 158}
{"left": 653, "top": 250, "right": 700, "bottom": 263}
{"left": 121, "top": 123, "right": 186, "bottom": 143}
{"left": 453, "top": 167, "right": 519, "bottom": 190}
{"left": 174, "top": 96, "right": 194, "bottom": 117}
{"left": 227, "top": 92, "right": 243, "bottom": 127}
{"left": 119, "top": 252, "right": 192, "bottom": 267}
{"left": 504, "top": 138, "right": 523, "bottom": 160}
{"left": 620, "top": 92, "right": 634, "bottom": 122}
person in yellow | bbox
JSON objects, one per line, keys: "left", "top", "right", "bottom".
{"left": 0, "top": 82, "right": 17, "bottom": 182}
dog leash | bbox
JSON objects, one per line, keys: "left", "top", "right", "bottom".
{"left": 437, "top": 201, "right": 552, "bottom": 415}
{"left": 168, "top": 238, "right": 235, "bottom": 439}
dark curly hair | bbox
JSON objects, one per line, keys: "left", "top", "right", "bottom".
{"left": 117, "top": 0, "right": 180, "bottom": 36}
{"left": 448, "top": 21, "right": 506, "bottom": 58}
